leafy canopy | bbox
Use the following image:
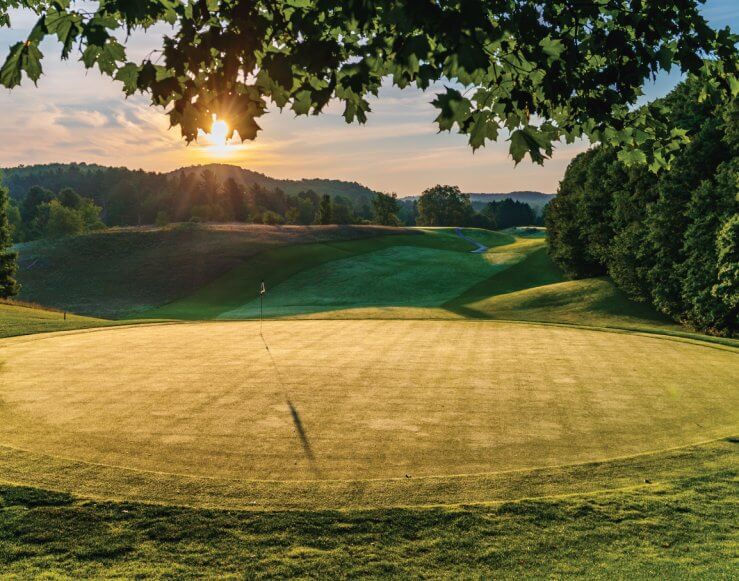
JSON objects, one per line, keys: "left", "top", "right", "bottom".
{"left": 1, "top": 0, "right": 737, "bottom": 167}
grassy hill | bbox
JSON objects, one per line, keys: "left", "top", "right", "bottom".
{"left": 14, "top": 222, "right": 735, "bottom": 348}
{"left": 15, "top": 223, "right": 733, "bottom": 346}
{"left": 14, "top": 223, "right": 402, "bottom": 318}
{"left": 1, "top": 224, "right": 737, "bottom": 577}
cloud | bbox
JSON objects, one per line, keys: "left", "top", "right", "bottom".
{"left": 4, "top": 2, "right": 731, "bottom": 194}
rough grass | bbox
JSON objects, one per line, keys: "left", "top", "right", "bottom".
{"left": 0, "top": 301, "right": 123, "bottom": 339}
{"left": 143, "top": 228, "right": 475, "bottom": 319}
{"left": 0, "top": 320, "right": 736, "bottom": 508}
{"left": 14, "top": 223, "right": 404, "bottom": 318}
{"left": 0, "top": 439, "right": 736, "bottom": 578}
{"left": 150, "top": 228, "right": 546, "bottom": 320}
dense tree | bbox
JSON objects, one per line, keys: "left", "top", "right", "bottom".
{"left": 318, "top": 194, "right": 333, "bottom": 225}
{"left": 0, "top": 174, "right": 19, "bottom": 298}
{"left": 1, "top": 1, "right": 735, "bottom": 168}
{"left": 6, "top": 201, "right": 21, "bottom": 242}
{"left": 44, "top": 199, "right": 84, "bottom": 239}
{"left": 5, "top": 163, "right": 391, "bottom": 233}
{"left": 223, "top": 178, "right": 248, "bottom": 221}
{"left": 20, "top": 185, "right": 53, "bottom": 224}
{"left": 295, "top": 192, "right": 318, "bottom": 225}
{"left": 57, "top": 186, "right": 84, "bottom": 210}
{"left": 398, "top": 199, "right": 419, "bottom": 226}
{"left": 261, "top": 210, "right": 284, "bottom": 225}
{"left": 546, "top": 80, "right": 738, "bottom": 335}
{"left": 332, "top": 196, "right": 355, "bottom": 225}
{"left": 14, "top": 185, "right": 105, "bottom": 241}
{"left": 714, "top": 214, "right": 739, "bottom": 319}
{"left": 372, "top": 192, "right": 400, "bottom": 226}
{"left": 483, "top": 198, "right": 536, "bottom": 230}
{"left": 545, "top": 152, "right": 603, "bottom": 279}
{"left": 417, "top": 185, "right": 473, "bottom": 227}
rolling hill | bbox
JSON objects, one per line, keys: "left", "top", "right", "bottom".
{"left": 1, "top": 162, "right": 381, "bottom": 206}
{"left": 2, "top": 223, "right": 737, "bottom": 577}
{"left": 14, "top": 222, "right": 726, "bottom": 346}
{"left": 13, "top": 223, "right": 402, "bottom": 318}
{"left": 168, "top": 164, "right": 380, "bottom": 204}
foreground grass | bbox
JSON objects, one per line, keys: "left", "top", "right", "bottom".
{"left": 1, "top": 320, "right": 735, "bottom": 508}
{"left": 0, "top": 439, "right": 736, "bottom": 578}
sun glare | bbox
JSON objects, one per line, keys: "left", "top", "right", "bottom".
{"left": 209, "top": 118, "right": 229, "bottom": 147}
{"left": 197, "top": 115, "right": 235, "bottom": 156}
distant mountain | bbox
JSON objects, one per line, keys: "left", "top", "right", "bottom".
{"left": 1, "top": 162, "right": 381, "bottom": 206}
{"left": 168, "top": 164, "right": 379, "bottom": 205}
{"left": 467, "top": 191, "right": 555, "bottom": 208}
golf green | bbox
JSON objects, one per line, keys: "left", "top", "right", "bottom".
{"left": 0, "top": 319, "right": 735, "bottom": 508}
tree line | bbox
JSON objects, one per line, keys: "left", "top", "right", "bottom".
{"left": 414, "top": 185, "right": 541, "bottom": 230}
{"left": 5, "top": 167, "right": 543, "bottom": 244}
{"left": 546, "top": 80, "right": 737, "bottom": 336}
{"left": 10, "top": 186, "right": 105, "bottom": 241}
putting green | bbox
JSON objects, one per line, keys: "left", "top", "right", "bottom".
{"left": 0, "top": 320, "right": 736, "bottom": 508}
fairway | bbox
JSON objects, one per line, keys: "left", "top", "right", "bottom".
{"left": 0, "top": 320, "right": 736, "bottom": 508}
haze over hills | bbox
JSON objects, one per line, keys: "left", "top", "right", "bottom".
{"left": 1, "top": 163, "right": 552, "bottom": 207}
{"left": 1, "top": 162, "right": 381, "bottom": 206}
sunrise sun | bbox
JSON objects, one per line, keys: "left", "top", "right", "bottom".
{"left": 209, "top": 118, "right": 229, "bottom": 147}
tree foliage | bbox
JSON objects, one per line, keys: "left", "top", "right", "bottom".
{"left": 417, "top": 184, "right": 473, "bottom": 226}
{"left": 0, "top": 173, "right": 19, "bottom": 298}
{"left": 482, "top": 198, "right": 536, "bottom": 229}
{"left": 546, "top": 81, "right": 738, "bottom": 335}
{"left": 318, "top": 194, "right": 333, "bottom": 225}
{"left": 372, "top": 191, "right": 400, "bottom": 226}
{"left": 14, "top": 185, "right": 104, "bottom": 240}
{"left": 1, "top": 0, "right": 736, "bottom": 166}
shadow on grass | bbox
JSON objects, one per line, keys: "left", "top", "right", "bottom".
{"left": 287, "top": 399, "right": 319, "bottom": 476}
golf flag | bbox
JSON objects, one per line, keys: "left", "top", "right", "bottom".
{"left": 260, "top": 281, "right": 266, "bottom": 296}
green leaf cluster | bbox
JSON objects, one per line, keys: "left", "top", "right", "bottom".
{"left": 0, "top": 0, "right": 736, "bottom": 166}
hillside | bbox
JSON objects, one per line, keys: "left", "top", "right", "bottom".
{"left": 14, "top": 224, "right": 403, "bottom": 318}
{"left": 168, "top": 164, "right": 379, "bottom": 204}
{"left": 1, "top": 162, "right": 380, "bottom": 206}
{"left": 13, "top": 223, "right": 724, "bottom": 347}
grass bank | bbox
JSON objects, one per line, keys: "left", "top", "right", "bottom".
{"left": 0, "top": 439, "right": 735, "bottom": 577}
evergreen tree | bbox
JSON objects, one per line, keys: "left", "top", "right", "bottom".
{"left": 0, "top": 175, "right": 20, "bottom": 298}
{"left": 318, "top": 194, "right": 333, "bottom": 225}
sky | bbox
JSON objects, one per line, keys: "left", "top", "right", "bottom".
{"left": 0, "top": 2, "right": 736, "bottom": 197}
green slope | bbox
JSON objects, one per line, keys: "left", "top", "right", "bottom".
{"left": 0, "top": 301, "right": 119, "bottom": 339}
{"left": 445, "top": 246, "right": 565, "bottom": 310}
{"left": 145, "top": 227, "right": 530, "bottom": 320}
{"left": 461, "top": 277, "right": 678, "bottom": 330}
{"left": 12, "top": 222, "right": 727, "bottom": 344}
{"left": 14, "top": 224, "right": 402, "bottom": 318}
